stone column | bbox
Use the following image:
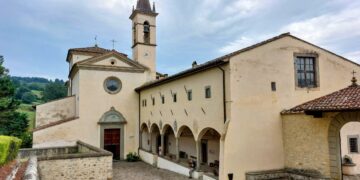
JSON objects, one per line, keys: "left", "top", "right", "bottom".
{"left": 196, "top": 140, "right": 201, "bottom": 171}
{"left": 175, "top": 137, "right": 180, "bottom": 162}
{"left": 148, "top": 133, "right": 152, "bottom": 153}
{"left": 160, "top": 134, "right": 165, "bottom": 156}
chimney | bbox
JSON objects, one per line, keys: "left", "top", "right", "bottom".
{"left": 192, "top": 61, "right": 198, "bottom": 68}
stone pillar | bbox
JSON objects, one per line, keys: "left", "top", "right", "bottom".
{"left": 151, "top": 133, "right": 155, "bottom": 154}
{"left": 148, "top": 133, "right": 152, "bottom": 153}
{"left": 175, "top": 137, "right": 179, "bottom": 162}
{"left": 196, "top": 140, "right": 201, "bottom": 170}
{"left": 160, "top": 134, "right": 164, "bottom": 156}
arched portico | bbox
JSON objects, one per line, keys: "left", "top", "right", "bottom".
{"left": 140, "top": 123, "right": 150, "bottom": 151}
{"left": 150, "top": 123, "right": 161, "bottom": 155}
{"left": 177, "top": 125, "right": 197, "bottom": 167}
{"left": 198, "top": 128, "right": 221, "bottom": 177}
{"left": 328, "top": 112, "right": 360, "bottom": 179}
{"left": 162, "top": 124, "right": 176, "bottom": 159}
{"left": 99, "top": 107, "right": 126, "bottom": 160}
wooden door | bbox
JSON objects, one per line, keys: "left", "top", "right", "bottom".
{"left": 104, "top": 129, "right": 120, "bottom": 160}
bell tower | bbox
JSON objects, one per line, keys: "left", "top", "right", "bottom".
{"left": 130, "top": 0, "right": 158, "bottom": 80}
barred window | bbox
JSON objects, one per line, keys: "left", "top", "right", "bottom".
{"left": 295, "top": 57, "right": 316, "bottom": 88}
{"left": 187, "top": 90, "right": 192, "bottom": 101}
{"left": 173, "top": 93, "right": 177, "bottom": 103}
{"left": 161, "top": 95, "right": 165, "bottom": 104}
{"left": 205, "top": 86, "right": 211, "bottom": 99}
{"left": 349, "top": 137, "right": 359, "bottom": 153}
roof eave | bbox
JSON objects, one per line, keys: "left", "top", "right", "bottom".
{"left": 135, "top": 60, "right": 228, "bottom": 92}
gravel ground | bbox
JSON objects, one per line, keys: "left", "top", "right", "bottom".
{"left": 113, "top": 161, "right": 190, "bottom": 180}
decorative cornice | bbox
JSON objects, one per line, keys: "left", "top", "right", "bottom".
{"left": 132, "top": 42, "right": 157, "bottom": 49}
{"left": 129, "top": 10, "right": 158, "bottom": 20}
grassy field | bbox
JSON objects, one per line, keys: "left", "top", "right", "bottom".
{"left": 17, "top": 104, "right": 36, "bottom": 131}
{"left": 16, "top": 90, "right": 44, "bottom": 131}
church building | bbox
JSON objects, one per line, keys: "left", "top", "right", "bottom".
{"left": 33, "top": 0, "right": 360, "bottom": 179}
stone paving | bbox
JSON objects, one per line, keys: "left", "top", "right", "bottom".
{"left": 113, "top": 161, "right": 190, "bottom": 180}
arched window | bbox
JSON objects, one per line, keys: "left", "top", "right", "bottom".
{"left": 143, "top": 21, "right": 150, "bottom": 43}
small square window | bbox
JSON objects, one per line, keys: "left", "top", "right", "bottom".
{"left": 205, "top": 86, "right": 211, "bottom": 99}
{"left": 349, "top": 136, "right": 359, "bottom": 153}
{"left": 162, "top": 95, "right": 165, "bottom": 104}
{"left": 173, "top": 93, "right": 177, "bottom": 103}
{"left": 187, "top": 90, "right": 192, "bottom": 101}
{"left": 152, "top": 97, "right": 155, "bottom": 106}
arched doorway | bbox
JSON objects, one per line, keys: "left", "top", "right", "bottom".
{"left": 150, "top": 124, "right": 161, "bottom": 155}
{"left": 99, "top": 107, "right": 126, "bottom": 160}
{"left": 328, "top": 112, "right": 360, "bottom": 179}
{"left": 140, "top": 123, "right": 150, "bottom": 151}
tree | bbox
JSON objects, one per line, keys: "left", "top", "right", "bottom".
{"left": 14, "top": 86, "right": 31, "bottom": 100}
{"left": 21, "top": 92, "right": 37, "bottom": 104}
{"left": 0, "top": 56, "right": 30, "bottom": 147}
{"left": 42, "top": 81, "right": 67, "bottom": 102}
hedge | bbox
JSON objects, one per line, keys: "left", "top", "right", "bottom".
{"left": 0, "top": 136, "right": 22, "bottom": 166}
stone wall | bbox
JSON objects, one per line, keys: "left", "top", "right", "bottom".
{"left": 36, "top": 96, "right": 77, "bottom": 128}
{"left": 19, "top": 141, "right": 113, "bottom": 180}
{"left": 282, "top": 113, "right": 333, "bottom": 178}
{"left": 38, "top": 156, "right": 112, "bottom": 180}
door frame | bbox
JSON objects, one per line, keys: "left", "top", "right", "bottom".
{"left": 100, "top": 124, "right": 125, "bottom": 160}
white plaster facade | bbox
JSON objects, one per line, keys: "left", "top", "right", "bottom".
{"left": 32, "top": 0, "right": 360, "bottom": 179}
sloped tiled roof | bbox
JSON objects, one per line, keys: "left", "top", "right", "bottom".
{"left": 282, "top": 81, "right": 360, "bottom": 114}
{"left": 66, "top": 46, "right": 127, "bottom": 62}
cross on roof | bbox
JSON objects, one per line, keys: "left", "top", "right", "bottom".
{"left": 111, "top": 39, "right": 117, "bottom": 50}
{"left": 94, "top": 35, "right": 98, "bottom": 47}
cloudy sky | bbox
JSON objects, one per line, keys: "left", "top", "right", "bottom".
{"left": 1, "top": 0, "right": 360, "bottom": 80}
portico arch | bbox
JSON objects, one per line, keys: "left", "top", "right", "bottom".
{"left": 162, "top": 124, "right": 176, "bottom": 158}
{"left": 198, "top": 128, "right": 221, "bottom": 177}
{"left": 140, "top": 123, "right": 150, "bottom": 151}
{"left": 98, "top": 107, "right": 126, "bottom": 160}
{"left": 150, "top": 123, "right": 161, "bottom": 154}
{"left": 328, "top": 112, "right": 360, "bottom": 179}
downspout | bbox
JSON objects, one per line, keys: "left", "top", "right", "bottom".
{"left": 138, "top": 91, "right": 141, "bottom": 155}
{"left": 217, "top": 66, "right": 226, "bottom": 123}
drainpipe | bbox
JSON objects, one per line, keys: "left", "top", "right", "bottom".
{"left": 217, "top": 66, "right": 226, "bottom": 123}
{"left": 138, "top": 92, "right": 141, "bottom": 155}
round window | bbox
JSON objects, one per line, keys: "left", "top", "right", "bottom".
{"left": 104, "top": 77, "right": 122, "bottom": 94}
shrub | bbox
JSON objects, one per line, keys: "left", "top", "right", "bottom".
{"left": 0, "top": 136, "right": 22, "bottom": 166}
{"left": 126, "top": 152, "right": 140, "bottom": 162}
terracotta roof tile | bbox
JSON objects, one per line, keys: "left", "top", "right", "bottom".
{"left": 66, "top": 46, "right": 128, "bottom": 62}
{"left": 282, "top": 83, "right": 360, "bottom": 114}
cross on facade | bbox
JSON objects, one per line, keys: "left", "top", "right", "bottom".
{"left": 111, "top": 39, "right": 117, "bottom": 50}
{"left": 352, "top": 70, "right": 357, "bottom": 77}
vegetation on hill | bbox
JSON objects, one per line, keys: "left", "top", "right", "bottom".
{"left": 0, "top": 55, "right": 67, "bottom": 148}
{"left": 0, "top": 56, "right": 29, "bottom": 148}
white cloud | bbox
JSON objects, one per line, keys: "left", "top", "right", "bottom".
{"left": 218, "top": 36, "right": 259, "bottom": 54}
{"left": 218, "top": 1, "right": 360, "bottom": 56}
{"left": 280, "top": 3, "right": 360, "bottom": 46}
